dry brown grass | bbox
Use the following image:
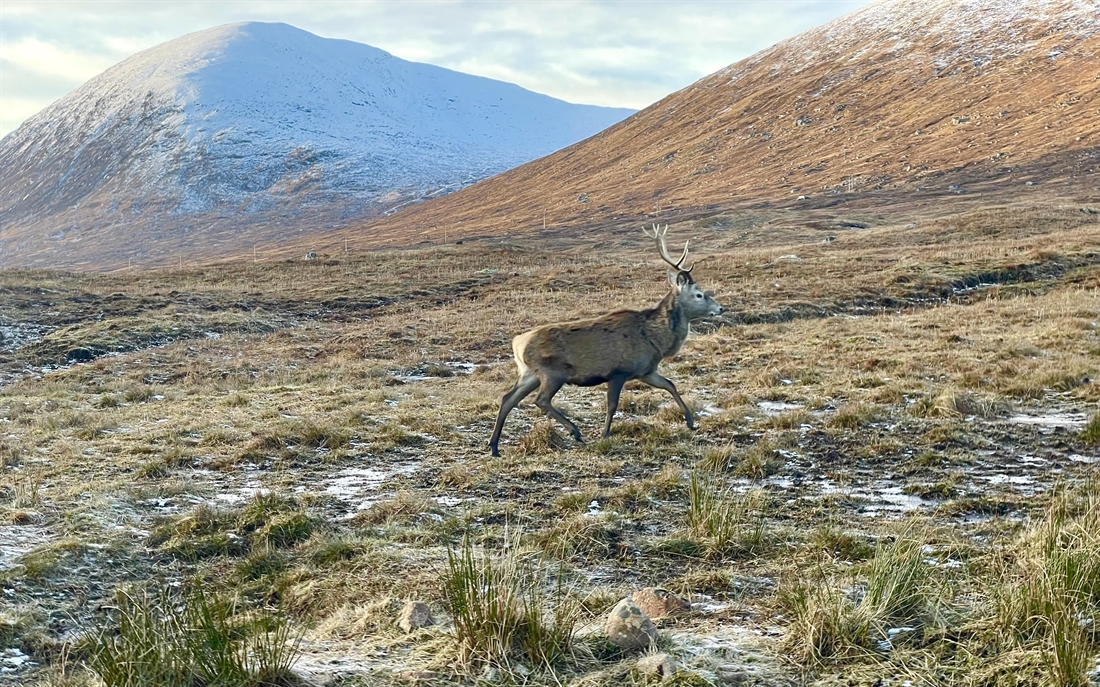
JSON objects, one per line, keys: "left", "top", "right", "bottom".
{"left": 0, "top": 203, "right": 1098, "bottom": 685}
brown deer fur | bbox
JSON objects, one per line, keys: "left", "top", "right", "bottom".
{"left": 489, "top": 226, "right": 723, "bottom": 456}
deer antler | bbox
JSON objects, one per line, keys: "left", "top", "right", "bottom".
{"left": 643, "top": 224, "right": 692, "bottom": 272}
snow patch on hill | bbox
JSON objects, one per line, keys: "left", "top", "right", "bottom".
{"left": 0, "top": 22, "right": 633, "bottom": 246}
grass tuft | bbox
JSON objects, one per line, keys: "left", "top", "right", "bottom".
{"left": 1080, "top": 413, "right": 1100, "bottom": 446}
{"left": 443, "top": 532, "right": 580, "bottom": 673}
{"left": 87, "top": 585, "right": 300, "bottom": 687}
{"left": 686, "top": 471, "right": 769, "bottom": 557}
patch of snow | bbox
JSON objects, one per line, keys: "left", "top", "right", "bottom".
{"left": 0, "top": 525, "right": 51, "bottom": 571}
{"left": 323, "top": 464, "right": 420, "bottom": 505}
{"left": 1, "top": 647, "right": 34, "bottom": 672}
{"left": 0, "top": 22, "right": 635, "bottom": 252}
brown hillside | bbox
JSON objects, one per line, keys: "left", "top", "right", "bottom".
{"left": 306, "top": 0, "right": 1100, "bottom": 254}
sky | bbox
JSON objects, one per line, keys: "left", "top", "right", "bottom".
{"left": 0, "top": 0, "right": 874, "bottom": 138}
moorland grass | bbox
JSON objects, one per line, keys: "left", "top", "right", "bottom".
{"left": 0, "top": 205, "right": 1097, "bottom": 685}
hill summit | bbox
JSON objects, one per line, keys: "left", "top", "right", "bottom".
{"left": 0, "top": 22, "right": 633, "bottom": 269}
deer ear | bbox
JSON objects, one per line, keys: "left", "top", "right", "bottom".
{"left": 675, "top": 271, "right": 693, "bottom": 288}
{"left": 668, "top": 271, "right": 680, "bottom": 289}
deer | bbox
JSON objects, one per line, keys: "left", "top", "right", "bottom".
{"left": 488, "top": 225, "right": 724, "bottom": 456}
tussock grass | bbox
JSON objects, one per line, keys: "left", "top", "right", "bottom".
{"left": 1081, "top": 413, "right": 1100, "bottom": 447}
{"left": 534, "top": 512, "right": 623, "bottom": 561}
{"left": 780, "top": 531, "right": 944, "bottom": 666}
{"left": 685, "top": 471, "right": 769, "bottom": 557}
{"left": 987, "top": 480, "right": 1100, "bottom": 686}
{"left": 443, "top": 533, "right": 581, "bottom": 673}
{"left": 87, "top": 586, "right": 300, "bottom": 687}
{"left": 148, "top": 493, "right": 317, "bottom": 560}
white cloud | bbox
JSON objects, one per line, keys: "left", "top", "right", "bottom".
{"left": 0, "top": 96, "right": 47, "bottom": 136}
{"left": 0, "top": 0, "right": 873, "bottom": 137}
{"left": 3, "top": 37, "right": 117, "bottom": 81}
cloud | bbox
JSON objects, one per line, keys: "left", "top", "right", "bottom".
{"left": 0, "top": 0, "right": 873, "bottom": 137}
{"left": 3, "top": 37, "right": 118, "bottom": 81}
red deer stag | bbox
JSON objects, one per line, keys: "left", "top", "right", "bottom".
{"left": 489, "top": 225, "right": 724, "bottom": 456}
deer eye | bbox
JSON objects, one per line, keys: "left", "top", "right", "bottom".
{"left": 695, "top": 293, "right": 703, "bottom": 298}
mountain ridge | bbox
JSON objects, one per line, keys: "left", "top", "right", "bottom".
{"left": 309, "top": 0, "right": 1100, "bottom": 253}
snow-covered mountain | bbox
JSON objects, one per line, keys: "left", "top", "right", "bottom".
{"left": 0, "top": 22, "right": 634, "bottom": 269}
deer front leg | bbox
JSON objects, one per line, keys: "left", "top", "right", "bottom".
{"left": 489, "top": 372, "right": 540, "bottom": 456}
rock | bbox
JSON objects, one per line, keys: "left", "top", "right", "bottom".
{"left": 396, "top": 601, "right": 434, "bottom": 633}
{"left": 632, "top": 587, "right": 690, "bottom": 619}
{"left": 606, "top": 598, "right": 659, "bottom": 650}
{"left": 637, "top": 652, "right": 677, "bottom": 678}
{"left": 396, "top": 670, "right": 437, "bottom": 683}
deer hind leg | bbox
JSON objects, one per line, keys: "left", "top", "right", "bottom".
{"left": 489, "top": 371, "right": 540, "bottom": 456}
{"left": 534, "top": 375, "right": 583, "bottom": 443}
{"left": 639, "top": 371, "right": 695, "bottom": 429}
{"left": 603, "top": 375, "right": 627, "bottom": 439}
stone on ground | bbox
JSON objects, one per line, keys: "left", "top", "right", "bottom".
{"left": 637, "top": 652, "right": 677, "bottom": 678}
{"left": 396, "top": 601, "right": 434, "bottom": 633}
{"left": 632, "top": 587, "right": 690, "bottom": 619}
{"left": 606, "top": 597, "right": 659, "bottom": 650}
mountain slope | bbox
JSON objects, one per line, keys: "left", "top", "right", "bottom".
{"left": 327, "top": 0, "right": 1100, "bottom": 250}
{"left": 0, "top": 22, "right": 633, "bottom": 269}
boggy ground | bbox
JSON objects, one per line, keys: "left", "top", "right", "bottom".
{"left": 1, "top": 203, "right": 1099, "bottom": 686}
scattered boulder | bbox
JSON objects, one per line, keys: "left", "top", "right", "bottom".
{"left": 606, "top": 598, "right": 659, "bottom": 650}
{"left": 637, "top": 652, "right": 677, "bottom": 678}
{"left": 396, "top": 601, "right": 434, "bottom": 633}
{"left": 632, "top": 587, "right": 690, "bottom": 619}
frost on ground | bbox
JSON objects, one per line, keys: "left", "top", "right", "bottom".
{"left": 0, "top": 212, "right": 1097, "bottom": 685}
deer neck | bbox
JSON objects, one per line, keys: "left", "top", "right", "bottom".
{"left": 647, "top": 290, "right": 690, "bottom": 358}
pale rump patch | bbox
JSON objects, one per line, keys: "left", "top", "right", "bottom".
{"left": 511, "top": 329, "right": 538, "bottom": 376}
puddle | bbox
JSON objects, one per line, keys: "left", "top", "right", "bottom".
{"left": 394, "top": 362, "right": 479, "bottom": 383}
{"left": 861, "top": 486, "right": 929, "bottom": 515}
{"left": 0, "top": 525, "right": 51, "bottom": 571}
{"left": 323, "top": 464, "right": 420, "bottom": 511}
{"left": 1008, "top": 413, "right": 1088, "bottom": 429}
{"left": 756, "top": 401, "right": 804, "bottom": 415}
{"left": 813, "top": 480, "right": 931, "bottom": 516}
{"left": 981, "top": 473, "right": 1044, "bottom": 495}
